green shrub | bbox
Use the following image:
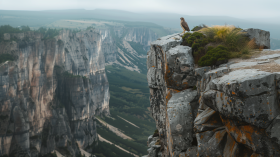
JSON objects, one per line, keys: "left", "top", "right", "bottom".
{"left": 182, "top": 32, "right": 192, "bottom": 40}
{"left": 191, "top": 24, "right": 207, "bottom": 31}
{"left": 183, "top": 32, "right": 209, "bottom": 50}
{"left": 181, "top": 32, "right": 211, "bottom": 64}
{"left": 191, "top": 26, "right": 199, "bottom": 31}
{"left": 192, "top": 43, "right": 200, "bottom": 50}
{"left": 198, "top": 45, "right": 229, "bottom": 66}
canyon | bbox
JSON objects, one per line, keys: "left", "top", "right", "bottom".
{"left": 0, "top": 29, "right": 109, "bottom": 156}
{"left": 0, "top": 24, "right": 169, "bottom": 157}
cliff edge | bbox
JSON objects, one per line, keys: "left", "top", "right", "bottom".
{"left": 145, "top": 29, "right": 280, "bottom": 157}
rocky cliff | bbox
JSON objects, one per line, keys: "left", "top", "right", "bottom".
{"left": 145, "top": 29, "right": 280, "bottom": 157}
{"left": 0, "top": 29, "right": 109, "bottom": 157}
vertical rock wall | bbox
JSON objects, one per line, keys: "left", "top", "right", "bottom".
{"left": 146, "top": 30, "right": 280, "bottom": 157}
{"left": 147, "top": 33, "right": 198, "bottom": 157}
{"left": 0, "top": 29, "right": 109, "bottom": 156}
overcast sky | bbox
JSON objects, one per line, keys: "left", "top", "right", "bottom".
{"left": 0, "top": 0, "right": 279, "bottom": 19}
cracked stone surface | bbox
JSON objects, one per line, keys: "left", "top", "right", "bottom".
{"left": 255, "top": 53, "right": 280, "bottom": 60}
{"left": 229, "top": 62, "right": 258, "bottom": 69}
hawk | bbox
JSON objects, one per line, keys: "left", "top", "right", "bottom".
{"left": 180, "top": 17, "right": 190, "bottom": 34}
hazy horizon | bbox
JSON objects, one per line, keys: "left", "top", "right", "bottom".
{"left": 1, "top": 7, "right": 280, "bottom": 39}
{"left": 1, "top": 0, "right": 280, "bottom": 19}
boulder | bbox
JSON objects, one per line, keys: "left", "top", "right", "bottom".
{"left": 241, "top": 28, "right": 270, "bottom": 49}
{"left": 203, "top": 69, "right": 280, "bottom": 128}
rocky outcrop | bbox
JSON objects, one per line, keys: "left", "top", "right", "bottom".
{"left": 0, "top": 29, "right": 109, "bottom": 156}
{"left": 242, "top": 28, "right": 270, "bottom": 49}
{"left": 146, "top": 29, "right": 280, "bottom": 157}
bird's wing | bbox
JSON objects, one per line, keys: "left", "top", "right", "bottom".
{"left": 182, "top": 21, "right": 190, "bottom": 31}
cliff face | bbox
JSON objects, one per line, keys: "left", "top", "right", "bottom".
{"left": 109, "top": 27, "right": 158, "bottom": 51}
{"left": 99, "top": 29, "right": 117, "bottom": 63}
{"left": 123, "top": 27, "right": 158, "bottom": 51}
{"left": 100, "top": 27, "right": 161, "bottom": 73}
{"left": 0, "top": 29, "right": 109, "bottom": 156}
{"left": 146, "top": 30, "right": 280, "bottom": 157}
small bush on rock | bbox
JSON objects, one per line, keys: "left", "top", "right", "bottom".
{"left": 182, "top": 25, "right": 254, "bottom": 66}
{"left": 182, "top": 32, "right": 212, "bottom": 63}
{"left": 191, "top": 24, "right": 208, "bottom": 31}
{"left": 198, "top": 45, "right": 229, "bottom": 66}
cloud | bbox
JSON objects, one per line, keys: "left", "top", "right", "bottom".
{"left": 0, "top": 0, "right": 279, "bottom": 18}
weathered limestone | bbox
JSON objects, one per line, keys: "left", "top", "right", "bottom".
{"left": 166, "top": 89, "right": 198, "bottom": 156}
{"left": 241, "top": 28, "right": 270, "bottom": 49}
{"left": 0, "top": 29, "right": 109, "bottom": 156}
{"left": 165, "top": 46, "right": 196, "bottom": 90}
{"left": 206, "top": 69, "right": 279, "bottom": 128}
{"left": 147, "top": 33, "right": 184, "bottom": 157}
{"left": 146, "top": 29, "right": 280, "bottom": 157}
{"left": 200, "top": 67, "right": 229, "bottom": 92}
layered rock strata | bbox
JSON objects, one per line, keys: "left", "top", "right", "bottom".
{"left": 0, "top": 29, "right": 109, "bottom": 156}
{"left": 146, "top": 29, "right": 280, "bottom": 157}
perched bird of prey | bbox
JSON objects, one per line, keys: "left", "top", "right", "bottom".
{"left": 180, "top": 17, "right": 190, "bottom": 34}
